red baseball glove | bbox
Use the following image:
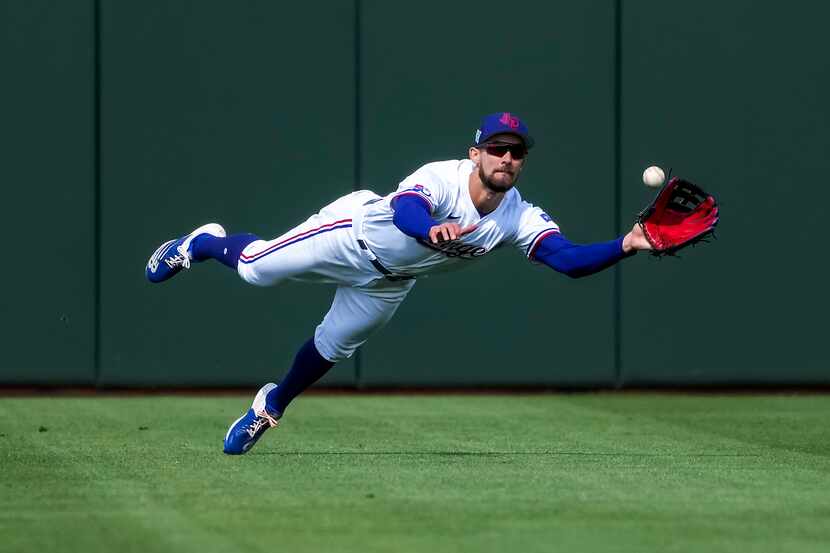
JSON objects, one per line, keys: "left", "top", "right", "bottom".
{"left": 637, "top": 177, "right": 719, "bottom": 256}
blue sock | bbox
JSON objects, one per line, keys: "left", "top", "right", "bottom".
{"left": 267, "top": 337, "right": 335, "bottom": 415}
{"left": 190, "top": 233, "right": 259, "bottom": 269}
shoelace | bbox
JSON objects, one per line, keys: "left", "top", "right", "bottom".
{"left": 163, "top": 251, "right": 189, "bottom": 270}
{"left": 260, "top": 410, "right": 280, "bottom": 427}
{"left": 245, "top": 416, "right": 276, "bottom": 438}
{"left": 151, "top": 230, "right": 204, "bottom": 273}
{"left": 176, "top": 243, "right": 192, "bottom": 269}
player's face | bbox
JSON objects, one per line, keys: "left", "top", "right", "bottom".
{"left": 471, "top": 134, "right": 527, "bottom": 193}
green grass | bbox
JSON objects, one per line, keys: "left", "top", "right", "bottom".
{"left": 2, "top": 393, "right": 830, "bottom": 552}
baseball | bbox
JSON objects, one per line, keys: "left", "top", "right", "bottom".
{"left": 642, "top": 166, "right": 665, "bottom": 188}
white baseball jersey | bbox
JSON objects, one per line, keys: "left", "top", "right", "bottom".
{"left": 358, "top": 159, "right": 560, "bottom": 276}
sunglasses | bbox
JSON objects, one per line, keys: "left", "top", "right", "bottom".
{"left": 482, "top": 143, "right": 527, "bottom": 159}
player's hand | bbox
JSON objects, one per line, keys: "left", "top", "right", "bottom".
{"left": 622, "top": 222, "right": 653, "bottom": 253}
{"left": 429, "top": 223, "right": 477, "bottom": 244}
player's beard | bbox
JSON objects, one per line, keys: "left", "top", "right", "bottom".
{"left": 479, "top": 165, "right": 517, "bottom": 193}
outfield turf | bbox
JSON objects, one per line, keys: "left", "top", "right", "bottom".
{"left": 2, "top": 393, "right": 830, "bottom": 552}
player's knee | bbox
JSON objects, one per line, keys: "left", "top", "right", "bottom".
{"left": 236, "top": 262, "right": 271, "bottom": 286}
{"left": 236, "top": 240, "right": 281, "bottom": 286}
{"left": 313, "top": 327, "right": 361, "bottom": 363}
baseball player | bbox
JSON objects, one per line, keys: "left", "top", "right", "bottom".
{"left": 146, "top": 112, "right": 654, "bottom": 455}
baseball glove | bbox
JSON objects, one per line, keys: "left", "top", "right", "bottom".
{"left": 637, "top": 176, "right": 719, "bottom": 257}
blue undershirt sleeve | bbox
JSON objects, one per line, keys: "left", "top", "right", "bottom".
{"left": 392, "top": 195, "right": 438, "bottom": 240}
{"left": 532, "top": 233, "right": 636, "bottom": 278}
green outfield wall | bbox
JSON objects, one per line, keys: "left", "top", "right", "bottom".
{"left": 618, "top": 1, "right": 830, "bottom": 384}
{"left": 2, "top": 1, "right": 829, "bottom": 387}
{"left": 1, "top": 3, "right": 96, "bottom": 384}
{"left": 96, "top": 1, "right": 358, "bottom": 387}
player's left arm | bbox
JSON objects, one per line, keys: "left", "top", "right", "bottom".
{"left": 516, "top": 203, "right": 650, "bottom": 279}
{"left": 621, "top": 222, "right": 652, "bottom": 252}
{"left": 531, "top": 232, "right": 637, "bottom": 278}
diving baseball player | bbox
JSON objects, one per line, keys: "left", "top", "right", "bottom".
{"left": 145, "top": 112, "right": 654, "bottom": 454}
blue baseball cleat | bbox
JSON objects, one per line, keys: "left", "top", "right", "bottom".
{"left": 145, "top": 223, "right": 226, "bottom": 283}
{"left": 223, "top": 383, "right": 282, "bottom": 455}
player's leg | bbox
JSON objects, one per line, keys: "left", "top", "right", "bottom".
{"left": 146, "top": 223, "right": 250, "bottom": 283}
{"left": 145, "top": 217, "right": 347, "bottom": 286}
{"left": 223, "top": 280, "right": 414, "bottom": 455}
{"left": 189, "top": 232, "right": 260, "bottom": 269}
{"left": 268, "top": 281, "right": 415, "bottom": 413}
{"left": 236, "top": 189, "right": 385, "bottom": 287}
{"left": 145, "top": 217, "right": 346, "bottom": 285}
{"left": 146, "top": 190, "right": 379, "bottom": 285}
{"left": 234, "top": 216, "right": 357, "bottom": 287}
{"left": 220, "top": 338, "right": 332, "bottom": 455}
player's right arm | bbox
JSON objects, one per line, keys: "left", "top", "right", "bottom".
{"left": 392, "top": 195, "right": 476, "bottom": 244}
{"left": 390, "top": 161, "right": 475, "bottom": 244}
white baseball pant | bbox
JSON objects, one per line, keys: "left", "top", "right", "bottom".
{"left": 236, "top": 191, "right": 415, "bottom": 362}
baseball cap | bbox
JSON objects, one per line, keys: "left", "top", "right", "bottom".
{"left": 473, "top": 112, "right": 535, "bottom": 149}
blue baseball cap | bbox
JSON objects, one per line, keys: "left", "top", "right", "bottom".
{"left": 473, "top": 112, "right": 535, "bottom": 149}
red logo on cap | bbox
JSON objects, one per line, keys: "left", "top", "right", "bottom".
{"left": 499, "top": 112, "right": 520, "bottom": 129}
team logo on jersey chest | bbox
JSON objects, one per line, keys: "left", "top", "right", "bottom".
{"left": 418, "top": 239, "right": 488, "bottom": 259}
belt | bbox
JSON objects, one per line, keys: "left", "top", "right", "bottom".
{"left": 352, "top": 194, "right": 416, "bottom": 282}
{"left": 357, "top": 239, "right": 416, "bottom": 281}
